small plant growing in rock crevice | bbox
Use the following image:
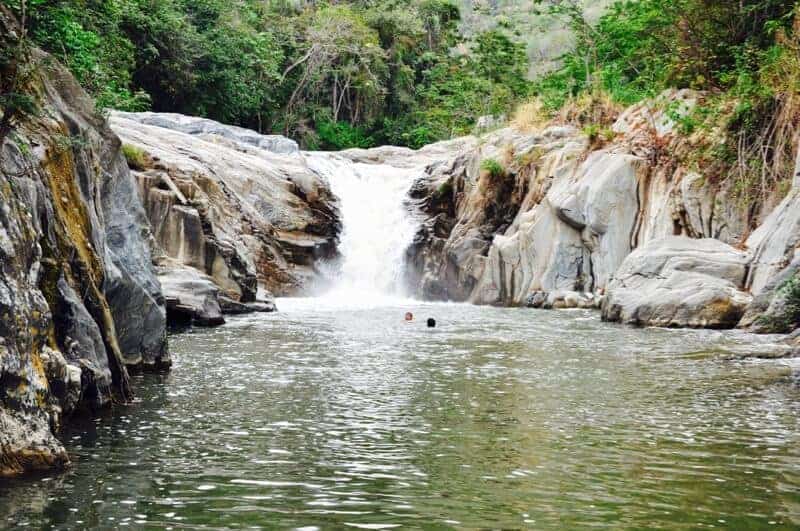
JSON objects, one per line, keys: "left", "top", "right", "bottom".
{"left": 435, "top": 180, "right": 453, "bottom": 198}
{"left": 121, "top": 143, "right": 147, "bottom": 171}
{"left": 582, "top": 123, "right": 615, "bottom": 149}
{"left": 480, "top": 158, "right": 505, "bottom": 179}
{"left": 777, "top": 275, "right": 800, "bottom": 328}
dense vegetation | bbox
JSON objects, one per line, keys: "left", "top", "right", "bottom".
{"left": 530, "top": 0, "right": 800, "bottom": 210}
{"left": 4, "top": 0, "right": 798, "bottom": 199}
{"left": 2, "top": 0, "right": 530, "bottom": 149}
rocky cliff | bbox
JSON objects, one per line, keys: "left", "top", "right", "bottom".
{"left": 405, "top": 90, "right": 800, "bottom": 333}
{"left": 108, "top": 112, "right": 341, "bottom": 325}
{"left": 0, "top": 10, "right": 167, "bottom": 476}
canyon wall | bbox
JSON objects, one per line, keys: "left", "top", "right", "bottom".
{"left": 0, "top": 10, "right": 167, "bottom": 476}
{"left": 108, "top": 112, "right": 341, "bottom": 325}
{"left": 406, "top": 90, "right": 800, "bottom": 333}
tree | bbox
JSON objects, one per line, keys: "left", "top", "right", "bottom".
{"left": 0, "top": 1, "right": 38, "bottom": 156}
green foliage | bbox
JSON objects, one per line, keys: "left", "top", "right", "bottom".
{"left": 8, "top": 0, "right": 532, "bottom": 149}
{"left": 316, "top": 120, "right": 375, "bottom": 150}
{"left": 535, "top": 0, "right": 797, "bottom": 107}
{"left": 436, "top": 179, "right": 453, "bottom": 197}
{"left": 481, "top": 158, "right": 505, "bottom": 178}
{"left": 582, "top": 124, "right": 615, "bottom": 146}
{"left": 121, "top": 143, "right": 147, "bottom": 171}
{"left": 535, "top": 0, "right": 800, "bottom": 212}
{"left": 0, "top": 16, "right": 39, "bottom": 156}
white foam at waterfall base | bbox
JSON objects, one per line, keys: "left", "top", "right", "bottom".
{"left": 303, "top": 154, "right": 421, "bottom": 309}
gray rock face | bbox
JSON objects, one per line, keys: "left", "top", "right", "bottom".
{"left": 601, "top": 237, "right": 752, "bottom": 328}
{"left": 113, "top": 112, "right": 300, "bottom": 155}
{"left": 745, "top": 187, "right": 800, "bottom": 296}
{"left": 159, "top": 266, "right": 225, "bottom": 327}
{"left": 740, "top": 257, "right": 800, "bottom": 333}
{"left": 54, "top": 276, "right": 114, "bottom": 408}
{"left": 738, "top": 148, "right": 800, "bottom": 333}
{"left": 110, "top": 112, "right": 340, "bottom": 304}
{"left": 0, "top": 8, "right": 167, "bottom": 476}
{"left": 405, "top": 91, "right": 790, "bottom": 326}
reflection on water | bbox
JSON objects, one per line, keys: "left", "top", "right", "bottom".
{"left": 2, "top": 299, "right": 800, "bottom": 529}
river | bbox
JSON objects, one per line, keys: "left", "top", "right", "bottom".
{"left": 1, "top": 299, "right": 799, "bottom": 528}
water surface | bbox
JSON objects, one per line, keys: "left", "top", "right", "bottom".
{"left": 2, "top": 299, "right": 799, "bottom": 529}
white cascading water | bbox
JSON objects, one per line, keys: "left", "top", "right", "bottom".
{"left": 305, "top": 154, "right": 421, "bottom": 304}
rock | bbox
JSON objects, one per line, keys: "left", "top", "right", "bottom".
{"left": 0, "top": 7, "right": 167, "bottom": 476}
{"left": 54, "top": 275, "right": 114, "bottom": 408}
{"left": 110, "top": 112, "right": 341, "bottom": 298}
{"left": 219, "top": 296, "right": 277, "bottom": 314}
{"left": 159, "top": 266, "right": 225, "bottom": 327}
{"left": 744, "top": 188, "right": 800, "bottom": 296}
{"left": 601, "top": 237, "right": 752, "bottom": 328}
{"left": 113, "top": 112, "right": 300, "bottom": 155}
{"left": 406, "top": 91, "right": 761, "bottom": 308}
{"left": 39, "top": 346, "right": 82, "bottom": 417}
{"left": 613, "top": 89, "right": 699, "bottom": 137}
{"left": 474, "top": 114, "right": 507, "bottom": 133}
{"left": 740, "top": 258, "right": 800, "bottom": 333}
{"left": 736, "top": 141, "right": 800, "bottom": 334}
{"left": 525, "top": 291, "right": 547, "bottom": 308}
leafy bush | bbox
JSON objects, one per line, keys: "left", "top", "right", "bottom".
{"left": 756, "top": 274, "right": 800, "bottom": 333}
{"left": 436, "top": 180, "right": 453, "bottom": 197}
{"left": 781, "top": 276, "right": 800, "bottom": 326}
{"left": 316, "top": 120, "right": 375, "bottom": 151}
{"left": 481, "top": 158, "right": 505, "bottom": 178}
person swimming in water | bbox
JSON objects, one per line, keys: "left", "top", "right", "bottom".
{"left": 427, "top": 318, "right": 436, "bottom": 328}
{"left": 405, "top": 312, "right": 414, "bottom": 321}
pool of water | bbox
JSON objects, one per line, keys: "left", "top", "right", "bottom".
{"left": 2, "top": 299, "right": 800, "bottom": 529}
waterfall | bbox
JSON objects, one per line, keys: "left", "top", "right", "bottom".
{"left": 306, "top": 154, "right": 421, "bottom": 302}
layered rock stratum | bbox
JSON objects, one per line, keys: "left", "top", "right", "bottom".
{"left": 108, "top": 112, "right": 341, "bottom": 324}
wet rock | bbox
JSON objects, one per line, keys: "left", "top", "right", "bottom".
{"left": 54, "top": 276, "right": 114, "bottom": 408}
{"left": 159, "top": 266, "right": 225, "bottom": 327}
{"left": 219, "top": 296, "right": 276, "bottom": 315}
{"left": 39, "top": 347, "right": 82, "bottom": 417}
{"left": 601, "top": 237, "right": 752, "bottom": 328}
{"left": 525, "top": 291, "right": 547, "bottom": 308}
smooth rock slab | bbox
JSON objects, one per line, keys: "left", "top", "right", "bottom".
{"left": 602, "top": 237, "right": 752, "bottom": 328}
{"left": 159, "top": 267, "right": 225, "bottom": 327}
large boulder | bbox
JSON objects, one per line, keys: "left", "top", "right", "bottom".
{"left": 601, "top": 237, "right": 752, "bottom": 328}
{"left": 158, "top": 266, "right": 225, "bottom": 327}
{"left": 738, "top": 144, "right": 800, "bottom": 333}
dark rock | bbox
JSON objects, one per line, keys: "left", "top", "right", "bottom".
{"left": 526, "top": 291, "right": 547, "bottom": 308}
{"left": 219, "top": 296, "right": 277, "bottom": 315}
